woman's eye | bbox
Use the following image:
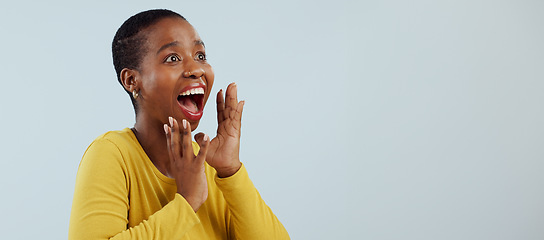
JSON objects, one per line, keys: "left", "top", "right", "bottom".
{"left": 165, "top": 55, "right": 180, "bottom": 63}
{"left": 196, "top": 53, "right": 206, "bottom": 61}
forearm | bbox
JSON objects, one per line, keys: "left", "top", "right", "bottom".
{"left": 70, "top": 192, "right": 200, "bottom": 240}
{"left": 215, "top": 164, "right": 290, "bottom": 240}
{"left": 109, "top": 194, "right": 199, "bottom": 240}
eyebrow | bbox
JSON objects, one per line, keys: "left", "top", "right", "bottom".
{"left": 156, "top": 41, "right": 179, "bottom": 55}
{"left": 195, "top": 40, "right": 205, "bottom": 48}
{"left": 156, "top": 40, "right": 206, "bottom": 55}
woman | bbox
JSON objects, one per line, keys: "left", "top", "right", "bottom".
{"left": 69, "top": 9, "right": 289, "bottom": 239}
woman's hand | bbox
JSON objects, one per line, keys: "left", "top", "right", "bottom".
{"left": 196, "top": 83, "right": 244, "bottom": 178}
{"left": 164, "top": 117, "right": 209, "bottom": 212}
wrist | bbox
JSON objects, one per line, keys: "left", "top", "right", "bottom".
{"left": 177, "top": 192, "right": 203, "bottom": 212}
{"left": 216, "top": 161, "right": 242, "bottom": 178}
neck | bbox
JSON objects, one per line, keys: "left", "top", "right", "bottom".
{"left": 132, "top": 114, "right": 172, "bottom": 178}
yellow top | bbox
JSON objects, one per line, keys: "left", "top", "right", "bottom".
{"left": 69, "top": 128, "right": 289, "bottom": 239}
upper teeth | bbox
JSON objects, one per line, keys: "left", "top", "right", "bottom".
{"left": 179, "top": 87, "right": 205, "bottom": 96}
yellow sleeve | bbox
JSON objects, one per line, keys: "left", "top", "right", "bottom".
{"left": 69, "top": 139, "right": 199, "bottom": 240}
{"left": 215, "top": 164, "right": 290, "bottom": 240}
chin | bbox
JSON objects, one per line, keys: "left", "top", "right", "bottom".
{"left": 189, "top": 120, "right": 200, "bottom": 131}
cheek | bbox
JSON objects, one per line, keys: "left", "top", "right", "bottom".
{"left": 142, "top": 69, "right": 177, "bottom": 100}
{"left": 204, "top": 66, "right": 215, "bottom": 104}
{"left": 206, "top": 67, "right": 215, "bottom": 88}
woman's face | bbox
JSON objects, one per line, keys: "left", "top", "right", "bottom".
{"left": 136, "top": 17, "right": 214, "bottom": 130}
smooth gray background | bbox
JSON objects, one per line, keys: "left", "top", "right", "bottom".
{"left": 1, "top": 0, "right": 543, "bottom": 239}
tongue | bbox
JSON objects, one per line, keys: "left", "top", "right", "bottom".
{"left": 179, "top": 97, "right": 198, "bottom": 113}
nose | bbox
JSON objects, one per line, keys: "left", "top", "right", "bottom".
{"left": 182, "top": 60, "right": 205, "bottom": 79}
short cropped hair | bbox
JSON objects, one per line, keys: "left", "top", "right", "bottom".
{"left": 112, "top": 9, "right": 186, "bottom": 111}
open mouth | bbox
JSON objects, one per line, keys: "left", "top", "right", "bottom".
{"left": 177, "top": 85, "right": 205, "bottom": 121}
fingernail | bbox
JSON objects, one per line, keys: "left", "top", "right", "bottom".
{"left": 182, "top": 119, "right": 187, "bottom": 129}
{"left": 163, "top": 124, "right": 169, "bottom": 134}
{"left": 169, "top": 116, "right": 173, "bottom": 126}
{"left": 203, "top": 134, "right": 209, "bottom": 141}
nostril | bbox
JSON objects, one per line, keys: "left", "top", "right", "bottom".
{"left": 183, "top": 69, "right": 204, "bottom": 79}
{"left": 182, "top": 70, "right": 193, "bottom": 78}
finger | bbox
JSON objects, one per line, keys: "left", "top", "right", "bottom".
{"left": 195, "top": 133, "right": 209, "bottom": 165}
{"left": 233, "top": 100, "right": 245, "bottom": 130}
{"left": 194, "top": 132, "right": 205, "bottom": 144}
{"left": 225, "top": 83, "right": 238, "bottom": 112}
{"left": 169, "top": 116, "right": 182, "bottom": 160}
{"left": 226, "top": 83, "right": 238, "bottom": 119}
{"left": 181, "top": 119, "right": 194, "bottom": 160}
{"left": 216, "top": 89, "right": 225, "bottom": 124}
{"left": 164, "top": 123, "right": 175, "bottom": 166}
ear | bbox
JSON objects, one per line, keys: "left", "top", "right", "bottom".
{"left": 120, "top": 68, "right": 140, "bottom": 93}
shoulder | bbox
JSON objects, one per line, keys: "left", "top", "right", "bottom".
{"left": 91, "top": 128, "right": 134, "bottom": 148}
{"left": 84, "top": 128, "right": 136, "bottom": 154}
{"left": 80, "top": 128, "right": 136, "bottom": 171}
{"left": 74, "top": 130, "right": 134, "bottom": 204}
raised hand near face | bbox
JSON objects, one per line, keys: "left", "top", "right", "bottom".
{"left": 195, "top": 83, "right": 244, "bottom": 178}
{"left": 164, "top": 117, "right": 209, "bottom": 212}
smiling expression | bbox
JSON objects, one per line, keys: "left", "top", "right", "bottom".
{"left": 135, "top": 17, "right": 214, "bottom": 130}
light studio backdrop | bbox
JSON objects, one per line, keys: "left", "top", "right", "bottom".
{"left": 0, "top": 0, "right": 543, "bottom": 239}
